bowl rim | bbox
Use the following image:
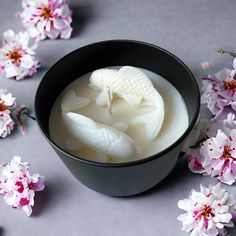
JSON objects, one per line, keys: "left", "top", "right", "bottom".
{"left": 35, "top": 39, "right": 200, "bottom": 168}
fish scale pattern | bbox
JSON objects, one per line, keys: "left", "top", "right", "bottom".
{"left": 97, "top": 127, "right": 120, "bottom": 152}
{"left": 71, "top": 123, "right": 120, "bottom": 154}
{"left": 104, "top": 67, "right": 159, "bottom": 99}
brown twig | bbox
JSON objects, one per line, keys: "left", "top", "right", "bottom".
{"left": 216, "top": 48, "right": 236, "bottom": 58}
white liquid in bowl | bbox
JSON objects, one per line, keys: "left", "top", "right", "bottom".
{"left": 49, "top": 67, "right": 189, "bottom": 163}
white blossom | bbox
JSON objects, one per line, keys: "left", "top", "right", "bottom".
{"left": 19, "top": 0, "right": 73, "bottom": 41}
{"left": 0, "top": 29, "right": 39, "bottom": 80}
{"left": 178, "top": 183, "right": 236, "bottom": 236}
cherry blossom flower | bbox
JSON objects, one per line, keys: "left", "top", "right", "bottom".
{"left": 201, "top": 58, "right": 236, "bottom": 119}
{"left": 187, "top": 127, "right": 236, "bottom": 185}
{"left": 200, "top": 129, "right": 236, "bottom": 185}
{"left": 0, "top": 29, "right": 39, "bottom": 80}
{"left": 186, "top": 114, "right": 236, "bottom": 185}
{"left": 0, "top": 89, "right": 16, "bottom": 137}
{"left": 0, "top": 89, "right": 33, "bottom": 137}
{"left": 19, "top": 0, "right": 73, "bottom": 41}
{"left": 178, "top": 183, "right": 236, "bottom": 236}
{"left": 0, "top": 156, "right": 45, "bottom": 216}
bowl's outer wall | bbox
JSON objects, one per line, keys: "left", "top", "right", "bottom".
{"left": 55, "top": 143, "right": 180, "bottom": 196}
{"left": 35, "top": 40, "right": 200, "bottom": 196}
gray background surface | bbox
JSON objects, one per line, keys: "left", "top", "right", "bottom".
{"left": 0, "top": 0, "right": 236, "bottom": 235}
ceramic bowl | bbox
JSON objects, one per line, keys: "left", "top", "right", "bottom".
{"left": 35, "top": 40, "right": 200, "bottom": 196}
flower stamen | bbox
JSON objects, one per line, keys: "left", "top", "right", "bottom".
{"left": 224, "top": 79, "right": 236, "bottom": 90}
{"left": 0, "top": 101, "right": 7, "bottom": 112}
{"left": 40, "top": 5, "right": 52, "bottom": 20}
{"left": 201, "top": 205, "right": 215, "bottom": 219}
{"left": 222, "top": 144, "right": 233, "bottom": 160}
{"left": 6, "top": 50, "right": 22, "bottom": 65}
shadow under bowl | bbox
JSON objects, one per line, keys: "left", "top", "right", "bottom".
{"left": 35, "top": 40, "right": 200, "bottom": 196}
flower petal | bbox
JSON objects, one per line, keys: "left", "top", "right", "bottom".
{"left": 3, "top": 29, "right": 15, "bottom": 44}
{"left": 4, "top": 63, "right": 20, "bottom": 77}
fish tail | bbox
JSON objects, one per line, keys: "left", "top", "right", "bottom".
{"left": 61, "top": 89, "right": 90, "bottom": 112}
{"left": 74, "top": 97, "right": 90, "bottom": 109}
{"left": 132, "top": 99, "right": 164, "bottom": 140}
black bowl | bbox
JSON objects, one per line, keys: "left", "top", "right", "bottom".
{"left": 35, "top": 40, "right": 200, "bottom": 196}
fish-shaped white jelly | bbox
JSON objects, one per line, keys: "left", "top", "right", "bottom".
{"left": 89, "top": 66, "right": 165, "bottom": 140}
{"left": 61, "top": 89, "right": 139, "bottom": 162}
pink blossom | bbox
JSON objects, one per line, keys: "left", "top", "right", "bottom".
{"left": 0, "top": 89, "right": 33, "bottom": 136}
{"left": 0, "top": 156, "right": 45, "bottom": 216}
{"left": 0, "top": 29, "right": 39, "bottom": 80}
{"left": 186, "top": 114, "right": 236, "bottom": 185}
{"left": 201, "top": 59, "right": 236, "bottom": 119}
{"left": 19, "top": 0, "right": 73, "bottom": 41}
{"left": 178, "top": 183, "right": 236, "bottom": 236}
{"left": 187, "top": 128, "right": 236, "bottom": 185}
{"left": 0, "top": 89, "right": 16, "bottom": 138}
{"left": 200, "top": 129, "right": 236, "bottom": 185}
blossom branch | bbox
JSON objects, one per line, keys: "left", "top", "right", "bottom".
{"left": 217, "top": 48, "right": 236, "bottom": 58}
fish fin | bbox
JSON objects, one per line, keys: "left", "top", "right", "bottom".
{"left": 112, "top": 122, "right": 128, "bottom": 132}
{"left": 61, "top": 89, "right": 90, "bottom": 112}
{"left": 132, "top": 109, "right": 164, "bottom": 140}
{"left": 96, "top": 88, "right": 110, "bottom": 106}
{"left": 65, "top": 137, "right": 82, "bottom": 150}
{"left": 93, "top": 153, "right": 109, "bottom": 162}
{"left": 65, "top": 112, "right": 97, "bottom": 129}
{"left": 122, "top": 94, "right": 142, "bottom": 106}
